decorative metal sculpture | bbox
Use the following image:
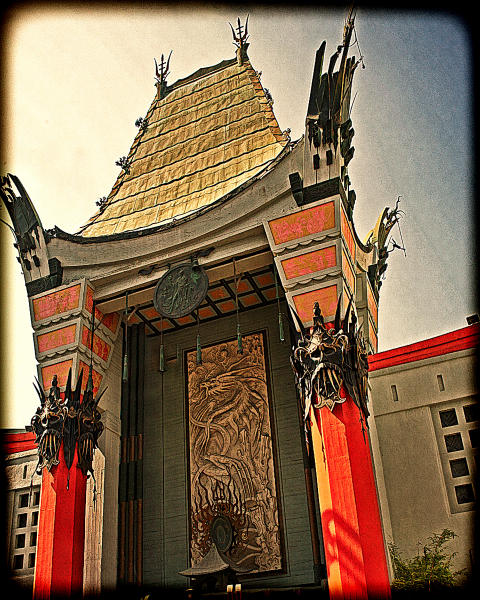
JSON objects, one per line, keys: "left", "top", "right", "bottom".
{"left": 77, "top": 371, "right": 105, "bottom": 477}
{"left": 229, "top": 16, "right": 249, "bottom": 64}
{"left": 191, "top": 478, "right": 247, "bottom": 561}
{"left": 153, "top": 258, "right": 209, "bottom": 319}
{"left": 31, "top": 375, "right": 66, "bottom": 473}
{"left": 155, "top": 51, "right": 172, "bottom": 100}
{"left": 290, "top": 295, "right": 369, "bottom": 436}
{"left": 96, "top": 196, "right": 108, "bottom": 212}
{"left": 180, "top": 478, "right": 251, "bottom": 591}
{"left": 365, "top": 196, "right": 405, "bottom": 295}
{"left": 30, "top": 368, "right": 104, "bottom": 479}
{"left": 115, "top": 156, "right": 131, "bottom": 174}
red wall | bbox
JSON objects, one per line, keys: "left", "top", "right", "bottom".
{"left": 368, "top": 324, "right": 479, "bottom": 372}
{"left": 2, "top": 431, "right": 37, "bottom": 455}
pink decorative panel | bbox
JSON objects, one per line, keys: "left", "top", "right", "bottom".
{"left": 268, "top": 201, "right": 335, "bottom": 245}
{"left": 342, "top": 251, "right": 356, "bottom": 294}
{"left": 368, "top": 317, "right": 378, "bottom": 353}
{"left": 85, "top": 286, "right": 120, "bottom": 335}
{"left": 341, "top": 208, "right": 356, "bottom": 261}
{"left": 81, "top": 326, "right": 111, "bottom": 362}
{"left": 78, "top": 361, "right": 103, "bottom": 394}
{"left": 367, "top": 284, "right": 378, "bottom": 328}
{"left": 32, "top": 284, "right": 81, "bottom": 322}
{"left": 293, "top": 285, "right": 338, "bottom": 324}
{"left": 37, "top": 325, "right": 77, "bottom": 354}
{"left": 281, "top": 245, "right": 337, "bottom": 280}
{"left": 41, "top": 359, "right": 74, "bottom": 390}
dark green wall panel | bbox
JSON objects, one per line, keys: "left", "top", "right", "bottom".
{"left": 143, "top": 303, "right": 318, "bottom": 589}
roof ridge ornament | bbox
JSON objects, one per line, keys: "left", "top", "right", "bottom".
{"left": 229, "top": 16, "right": 249, "bottom": 65}
{"left": 155, "top": 50, "right": 172, "bottom": 100}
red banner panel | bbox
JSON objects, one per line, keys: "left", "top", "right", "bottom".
{"left": 78, "top": 360, "right": 103, "bottom": 394}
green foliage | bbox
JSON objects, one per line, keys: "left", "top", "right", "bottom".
{"left": 388, "top": 529, "right": 465, "bottom": 593}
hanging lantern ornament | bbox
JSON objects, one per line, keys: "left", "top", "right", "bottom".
{"left": 274, "top": 267, "right": 285, "bottom": 343}
{"left": 122, "top": 291, "right": 129, "bottom": 382}
{"left": 159, "top": 317, "right": 166, "bottom": 372}
{"left": 196, "top": 309, "right": 202, "bottom": 365}
{"left": 233, "top": 258, "right": 243, "bottom": 354}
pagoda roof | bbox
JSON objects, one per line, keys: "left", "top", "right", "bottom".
{"left": 78, "top": 55, "right": 288, "bottom": 238}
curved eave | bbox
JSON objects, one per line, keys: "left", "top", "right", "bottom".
{"left": 351, "top": 219, "right": 373, "bottom": 255}
{"left": 51, "top": 140, "right": 296, "bottom": 245}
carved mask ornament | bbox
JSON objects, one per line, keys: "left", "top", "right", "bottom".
{"left": 77, "top": 374, "right": 105, "bottom": 477}
{"left": 290, "top": 295, "right": 369, "bottom": 436}
{"left": 31, "top": 375, "right": 66, "bottom": 472}
{"left": 30, "top": 368, "right": 105, "bottom": 480}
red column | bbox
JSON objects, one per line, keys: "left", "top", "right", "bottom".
{"left": 33, "top": 443, "right": 87, "bottom": 599}
{"left": 341, "top": 398, "right": 391, "bottom": 597}
{"left": 311, "top": 395, "right": 390, "bottom": 599}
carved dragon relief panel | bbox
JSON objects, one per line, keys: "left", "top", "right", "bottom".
{"left": 186, "top": 332, "right": 283, "bottom": 574}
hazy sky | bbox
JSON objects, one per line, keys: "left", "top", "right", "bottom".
{"left": 1, "top": 4, "right": 475, "bottom": 428}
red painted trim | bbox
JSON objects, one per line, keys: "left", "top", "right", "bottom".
{"left": 368, "top": 324, "right": 480, "bottom": 372}
{"left": 2, "top": 431, "right": 37, "bottom": 454}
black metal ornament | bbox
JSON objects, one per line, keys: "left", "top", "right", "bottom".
{"left": 31, "top": 375, "right": 66, "bottom": 473}
{"left": 63, "top": 369, "right": 83, "bottom": 472}
{"left": 290, "top": 294, "right": 370, "bottom": 441}
{"left": 30, "top": 367, "right": 105, "bottom": 481}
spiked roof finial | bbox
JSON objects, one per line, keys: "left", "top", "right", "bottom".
{"left": 229, "top": 15, "right": 249, "bottom": 65}
{"left": 155, "top": 51, "right": 172, "bottom": 100}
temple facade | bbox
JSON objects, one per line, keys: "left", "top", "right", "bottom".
{"left": 3, "top": 14, "right": 402, "bottom": 598}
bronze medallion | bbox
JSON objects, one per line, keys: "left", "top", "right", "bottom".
{"left": 153, "top": 262, "right": 209, "bottom": 319}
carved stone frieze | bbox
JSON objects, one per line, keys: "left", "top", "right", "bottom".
{"left": 187, "top": 333, "right": 282, "bottom": 574}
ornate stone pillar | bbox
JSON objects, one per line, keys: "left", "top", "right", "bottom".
{"left": 27, "top": 278, "right": 120, "bottom": 598}
{"left": 264, "top": 188, "right": 390, "bottom": 598}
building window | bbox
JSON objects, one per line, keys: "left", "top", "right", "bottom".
{"left": 431, "top": 397, "right": 478, "bottom": 514}
{"left": 10, "top": 486, "right": 40, "bottom": 575}
{"left": 464, "top": 404, "right": 479, "bottom": 423}
{"left": 391, "top": 384, "right": 399, "bottom": 402}
{"left": 444, "top": 433, "right": 463, "bottom": 452}
{"left": 439, "top": 408, "right": 457, "bottom": 427}
{"left": 450, "top": 458, "right": 469, "bottom": 478}
{"left": 17, "top": 513, "right": 27, "bottom": 528}
{"left": 468, "top": 429, "right": 479, "bottom": 448}
{"left": 454, "top": 484, "right": 475, "bottom": 504}
{"left": 437, "top": 374, "right": 445, "bottom": 391}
